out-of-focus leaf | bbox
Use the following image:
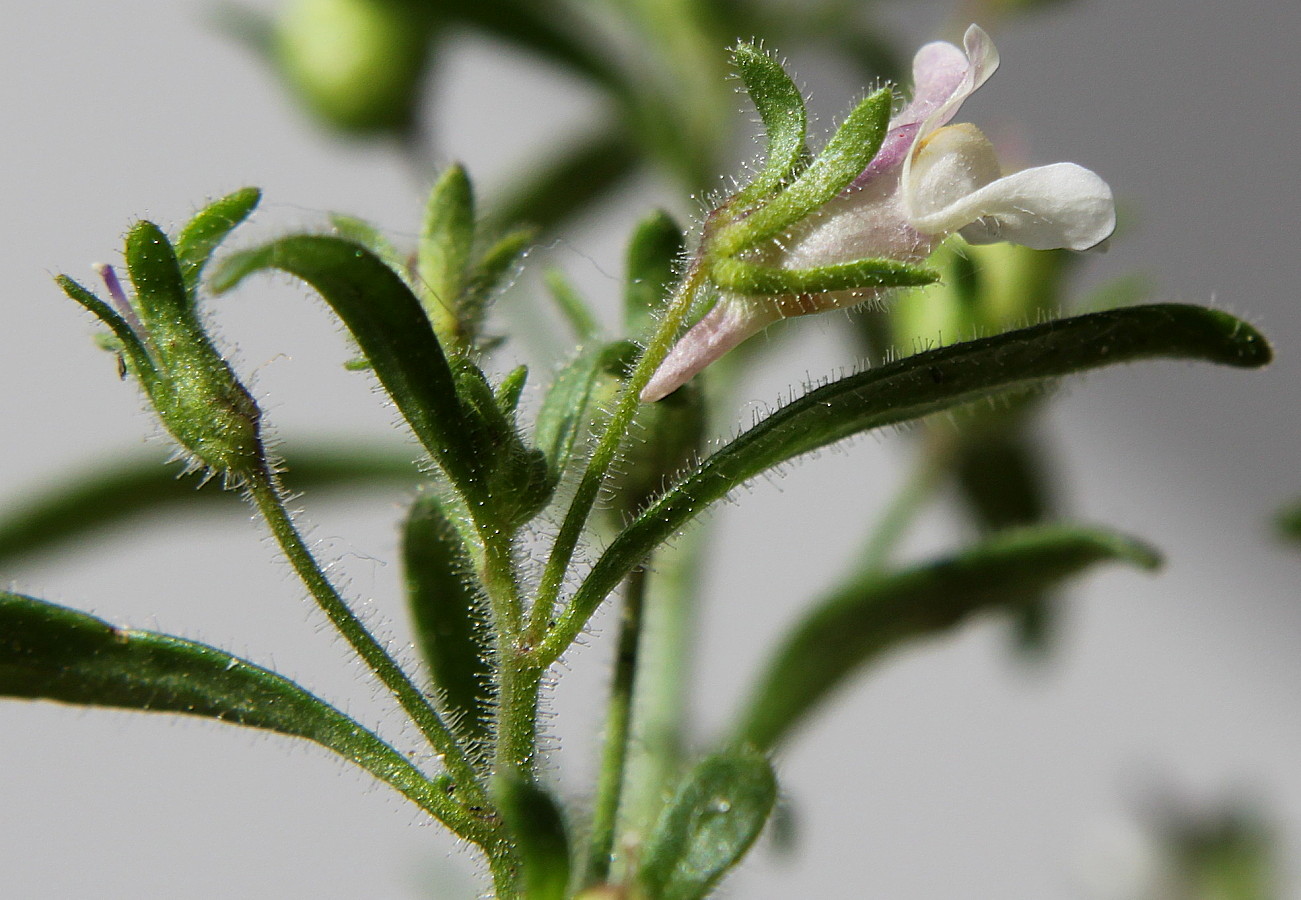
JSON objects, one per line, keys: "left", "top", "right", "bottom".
{"left": 212, "top": 236, "right": 481, "bottom": 491}
{"left": 1277, "top": 501, "right": 1301, "bottom": 543}
{"left": 542, "top": 304, "right": 1269, "bottom": 663}
{"left": 624, "top": 211, "right": 684, "bottom": 339}
{"left": 490, "top": 124, "right": 641, "bottom": 239}
{"left": 418, "top": 164, "right": 475, "bottom": 340}
{"left": 329, "top": 213, "right": 409, "bottom": 280}
{"left": 637, "top": 750, "right": 777, "bottom": 900}
{"left": 535, "top": 342, "right": 634, "bottom": 479}
{"left": 543, "top": 268, "right": 601, "bottom": 342}
{"left": 0, "top": 592, "right": 450, "bottom": 817}
{"left": 949, "top": 423, "right": 1059, "bottom": 651}
{"left": 0, "top": 443, "right": 421, "bottom": 568}
{"left": 175, "top": 187, "right": 262, "bottom": 297}
{"left": 734, "top": 526, "right": 1160, "bottom": 751}
{"left": 495, "top": 775, "right": 572, "bottom": 900}
{"left": 404, "top": 491, "right": 494, "bottom": 756}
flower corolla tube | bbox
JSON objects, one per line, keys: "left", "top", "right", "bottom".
{"left": 641, "top": 24, "right": 1115, "bottom": 402}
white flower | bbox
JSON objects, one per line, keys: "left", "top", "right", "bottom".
{"left": 641, "top": 25, "right": 1115, "bottom": 402}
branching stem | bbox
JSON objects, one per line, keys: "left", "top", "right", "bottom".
{"left": 245, "top": 465, "right": 489, "bottom": 812}
{"left": 526, "top": 262, "right": 708, "bottom": 652}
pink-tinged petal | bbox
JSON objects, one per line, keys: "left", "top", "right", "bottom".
{"left": 938, "top": 163, "right": 1116, "bottom": 251}
{"left": 854, "top": 123, "right": 920, "bottom": 184}
{"left": 858, "top": 25, "right": 999, "bottom": 188}
{"left": 895, "top": 25, "right": 999, "bottom": 134}
{"left": 641, "top": 299, "right": 777, "bottom": 402}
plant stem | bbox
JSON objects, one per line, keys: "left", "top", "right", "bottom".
{"left": 477, "top": 522, "right": 541, "bottom": 780}
{"left": 860, "top": 434, "right": 954, "bottom": 574}
{"left": 584, "top": 566, "right": 651, "bottom": 885}
{"left": 245, "top": 466, "right": 489, "bottom": 810}
{"left": 526, "top": 262, "right": 707, "bottom": 651}
{"left": 617, "top": 525, "right": 707, "bottom": 853}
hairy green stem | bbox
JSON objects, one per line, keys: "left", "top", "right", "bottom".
{"left": 584, "top": 567, "right": 651, "bottom": 885}
{"left": 245, "top": 467, "right": 489, "bottom": 811}
{"left": 860, "top": 435, "right": 954, "bottom": 574}
{"left": 618, "top": 525, "right": 708, "bottom": 854}
{"left": 527, "top": 263, "right": 707, "bottom": 651}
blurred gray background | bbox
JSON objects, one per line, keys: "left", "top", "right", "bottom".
{"left": 2, "top": 0, "right": 1300, "bottom": 897}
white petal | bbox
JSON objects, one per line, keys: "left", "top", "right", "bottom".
{"left": 895, "top": 25, "right": 999, "bottom": 134}
{"left": 904, "top": 123, "right": 1004, "bottom": 226}
{"left": 948, "top": 164, "right": 1117, "bottom": 250}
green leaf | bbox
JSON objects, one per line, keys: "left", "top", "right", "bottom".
{"left": 949, "top": 423, "right": 1059, "bottom": 651}
{"left": 404, "top": 491, "right": 494, "bottom": 756}
{"left": 712, "top": 87, "right": 892, "bottom": 255}
{"left": 212, "top": 235, "right": 480, "bottom": 492}
{"left": 535, "top": 342, "right": 635, "bottom": 478}
{"left": 494, "top": 775, "right": 572, "bottom": 900}
{"left": 175, "top": 187, "right": 262, "bottom": 297}
{"left": 329, "top": 213, "right": 409, "bottom": 280}
{"left": 729, "top": 43, "right": 809, "bottom": 206}
{"left": 638, "top": 750, "right": 777, "bottom": 900}
{"left": 125, "top": 220, "right": 192, "bottom": 329}
{"left": 624, "top": 210, "right": 685, "bottom": 338}
{"left": 0, "top": 443, "right": 422, "bottom": 569}
{"left": 55, "top": 275, "right": 158, "bottom": 385}
{"left": 542, "top": 304, "right": 1270, "bottom": 663}
{"left": 0, "top": 591, "right": 453, "bottom": 819}
{"left": 418, "top": 164, "right": 476, "bottom": 337}
{"left": 543, "top": 267, "right": 601, "bottom": 342}
{"left": 489, "top": 123, "right": 641, "bottom": 239}
{"left": 462, "top": 226, "right": 534, "bottom": 334}
{"left": 709, "top": 255, "right": 938, "bottom": 296}
{"left": 496, "top": 365, "right": 529, "bottom": 414}
{"left": 454, "top": 360, "right": 555, "bottom": 527}
{"left": 734, "top": 526, "right": 1160, "bottom": 750}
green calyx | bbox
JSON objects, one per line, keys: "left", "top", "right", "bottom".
{"left": 58, "top": 191, "right": 265, "bottom": 478}
{"left": 692, "top": 51, "right": 936, "bottom": 305}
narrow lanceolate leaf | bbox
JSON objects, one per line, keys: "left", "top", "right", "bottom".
{"left": 949, "top": 424, "right": 1060, "bottom": 652}
{"left": 713, "top": 88, "right": 892, "bottom": 255}
{"left": 494, "top": 775, "right": 572, "bottom": 900}
{"left": 542, "top": 304, "right": 1270, "bottom": 663}
{"left": 730, "top": 43, "right": 809, "bottom": 205}
{"left": 175, "top": 187, "right": 262, "bottom": 297}
{"left": 0, "top": 444, "right": 421, "bottom": 568}
{"left": 419, "top": 164, "right": 476, "bottom": 329}
{"left": 329, "top": 214, "right": 409, "bottom": 281}
{"left": 212, "top": 236, "right": 480, "bottom": 491}
{"left": 125, "top": 221, "right": 191, "bottom": 330}
{"left": 0, "top": 592, "right": 461, "bottom": 825}
{"left": 638, "top": 751, "right": 777, "bottom": 900}
{"left": 404, "top": 491, "right": 494, "bottom": 756}
{"left": 709, "top": 255, "right": 937, "bottom": 296}
{"left": 55, "top": 275, "right": 157, "bottom": 384}
{"left": 734, "top": 526, "right": 1161, "bottom": 751}
{"left": 534, "top": 342, "right": 633, "bottom": 478}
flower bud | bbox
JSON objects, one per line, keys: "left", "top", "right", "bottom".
{"left": 275, "top": 0, "right": 437, "bottom": 135}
